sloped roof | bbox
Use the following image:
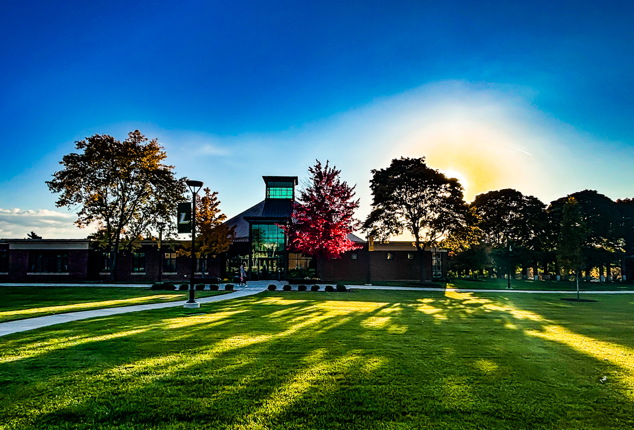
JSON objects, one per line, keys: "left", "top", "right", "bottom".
{"left": 224, "top": 199, "right": 294, "bottom": 241}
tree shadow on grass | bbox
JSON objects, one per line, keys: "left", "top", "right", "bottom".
{"left": 0, "top": 290, "right": 633, "bottom": 429}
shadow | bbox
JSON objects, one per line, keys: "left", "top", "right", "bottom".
{"left": 1, "top": 290, "right": 633, "bottom": 429}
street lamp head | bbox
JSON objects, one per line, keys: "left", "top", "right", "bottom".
{"left": 185, "top": 179, "right": 204, "bottom": 194}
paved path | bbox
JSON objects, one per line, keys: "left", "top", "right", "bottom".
{"left": 0, "top": 283, "right": 271, "bottom": 338}
{"left": 2, "top": 282, "right": 633, "bottom": 338}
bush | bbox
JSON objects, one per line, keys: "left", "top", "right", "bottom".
{"left": 298, "top": 284, "right": 307, "bottom": 291}
{"left": 195, "top": 283, "right": 206, "bottom": 291}
{"left": 283, "top": 284, "right": 292, "bottom": 291}
{"left": 311, "top": 285, "right": 320, "bottom": 292}
{"left": 163, "top": 282, "right": 176, "bottom": 291}
{"left": 179, "top": 283, "right": 189, "bottom": 291}
{"left": 268, "top": 284, "right": 277, "bottom": 291}
{"left": 325, "top": 285, "right": 335, "bottom": 292}
{"left": 209, "top": 284, "right": 219, "bottom": 291}
{"left": 224, "top": 284, "right": 234, "bottom": 291}
{"left": 150, "top": 282, "right": 164, "bottom": 290}
{"left": 336, "top": 284, "right": 347, "bottom": 292}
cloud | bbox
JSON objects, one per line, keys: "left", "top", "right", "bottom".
{"left": 0, "top": 208, "right": 91, "bottom": 239}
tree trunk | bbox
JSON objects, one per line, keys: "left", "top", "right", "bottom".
{"left": 418, "top": 248, "right": 427, "bottom": 284}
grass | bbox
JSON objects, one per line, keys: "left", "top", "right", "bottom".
{"left": 448, "top": 277, "right": 634, "bottom": 291}
{"left": 1, "top": 289, "right": 633, "bottom": 429}
{"left": 0, "top": 286, "right": 227, "bottom": 323}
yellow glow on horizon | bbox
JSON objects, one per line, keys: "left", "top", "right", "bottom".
{"left": 394, "top": 111, "right": 545, "bottom": 202}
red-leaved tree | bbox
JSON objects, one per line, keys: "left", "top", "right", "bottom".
{"left": 282, "top": 160, "right": 361, "bottom": 279}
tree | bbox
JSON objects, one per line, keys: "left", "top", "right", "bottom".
{"left": 549, "top": 190, "right": 623, "bottom": 281}
{"left": 179, "top": 187, "right": 235, "bottom": 277}
{"left": 27, "top": 231, "right": 42, "bottom": 239}
{"left": 47, "top": 130, "right": 186, "bottom": 280}
{"left": 363, "top": 157, "right": 467, "bottom": 283}
{"left": 470, "top": 189, "right": 547, "bottom": 280}
{"left": 557, "top": 197, "right": 588, "bottom": 299}
{"left": 281, "top": 160, "right": 361, "bottom": 278}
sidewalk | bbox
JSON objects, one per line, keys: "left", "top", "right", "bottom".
{"left": 0, "top": 282, "right": 272, "bottom": 338}
{"left": 2, "top": 282, "right": 633, "bottom": 338}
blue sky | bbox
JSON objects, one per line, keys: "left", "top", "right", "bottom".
{"left": 1, "top": 0, "right": 634, "bottom": 238}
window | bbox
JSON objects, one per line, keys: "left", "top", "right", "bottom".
{"left": 251, "top": 224, "right": 285, "bottom": 256}
{"left": 28, "top": 251, "right": 69, "bottom": 273}
{"left": 432, "top": 252, "right": 443, "bottom": 279}
{"left": 351, "top": 253, "right": 358, "bottom": 260}
{"left": 386, "top": 252, "right": 393, "bottom": 260}
{"left": 163, "top": 252, "right": 177, "bottom": 273}
{"left": 266, "top": 181, "right": 294, "bottom": 199}
{"left": 0, "top": 249, "right": 8, "bottom": 273}
{"left": 101, "top": 252, "right": 111, "bottom": 272}
{"left": 407, "top": 252, "right": 415, "bottom": 260}
{"left": 132, "top": 252, "right": 146, "bottom": 273}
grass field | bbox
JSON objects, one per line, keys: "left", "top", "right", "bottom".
{"left": 1, "top": 289, "right": 633, "bottom": 429}
{"left": 0, "top": 286, "right": 227, "bottom": 323}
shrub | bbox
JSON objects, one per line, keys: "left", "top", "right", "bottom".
{"left": 150, "top": 282, "right": 164, "bottom": 290}
{"left": 209, "top": 284, "right": 219, "bottom": 291}
{"left": 336, "top": 284, "right": 347, "bottom": 292}
{"left": 283, "top": 284, "right": 292, "bottom": 291}
{"left": 268, "top": 284, "right": 277, "bottom": 291}
{"left": 311, "top": 285, "right": 320, "bottom": 291}
{"left": 298, "top": 284, "right": 307, "bottom": 291}
{"left": 163, "top": 282, "right": 176, "bottom": 291}
{"left": 179, "top": 283, "right": 189, "bottom": 291}
{"left": 195, "top": 283, "right": 206, "bottom": 291}
{"left": 224, "top": 284, "right": 234, "bottom": 291}
{"left": 325, "top": 285, "right": 335, "bottom": 292}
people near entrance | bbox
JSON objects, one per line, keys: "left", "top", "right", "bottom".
{"left": 239, "top": 263, "right": 247, "bottom": 286}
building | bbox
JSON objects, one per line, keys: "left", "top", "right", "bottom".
{"left": 0, "top": 175, "right": 447, "bottom": 284}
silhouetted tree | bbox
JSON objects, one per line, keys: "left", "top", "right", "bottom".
{"left": 549, "top": 190, "right": 623, "bottom": 281}
{"left": 281, "top": 160, "right": 361, "bottom": 279}
{"left": 47, "top": 131, "right": 186, "bottom": 280}
{"left": 557, "top": 197, "right": 587, "bottom": 298}
{"left": 27, "top": 231, "right": 42, "bottom": 240}
{"left": 364, "top": 157, "right": 467, "bottom": 283}
{"left": 470, "top": 189, "right": 547, "bottom": 278}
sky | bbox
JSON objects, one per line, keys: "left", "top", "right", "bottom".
{"left": 1, "top": 0, "right": 634, "bottom": 239}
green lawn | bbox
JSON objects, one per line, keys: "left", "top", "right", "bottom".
{"left": 0, "top": 286, "right": 226, "bottom": 323}
{"left": 1, "top": 289, "right": 633, "bottom": 429}
{"left": 448, "top": 277, "right": 634, "bottom": 291}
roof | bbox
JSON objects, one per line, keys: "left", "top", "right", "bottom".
{"left": 262, "top": 176, "right": 298, "bottom": 185}
{"left": 224, "top": 199, "right": 294, "bottom": 241}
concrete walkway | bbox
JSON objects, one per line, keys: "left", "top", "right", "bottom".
{"left": 0, "top": 282, "right": 272, "bottom": 338}
{"left": 2, "top": 282, "right": 633, "bottom": 338}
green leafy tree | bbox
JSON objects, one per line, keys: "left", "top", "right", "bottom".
{"left": 363, "top": 157, "right": 467, "bottom": 283}
{"left": 557, "top": 197, "right": 588, "bottom": 299}
{"left": 470, "top": 189, "right": 547, "bottom": 279}
{"left": 47, "top": 130, "right": 186, "bottom": 280}
{"left": 549, "top": 190, "right": 623, "bottom": 281}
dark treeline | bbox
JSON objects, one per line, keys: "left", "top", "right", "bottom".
{"left": 448, "top": 188, "right": 634, "bottom": 282}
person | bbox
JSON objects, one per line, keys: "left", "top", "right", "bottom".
{"left": 239, "top": 263, "right": 247, "bottom": 286}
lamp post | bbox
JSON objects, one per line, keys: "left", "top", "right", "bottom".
{"left": 184, "top": 179, "right": 203, "bottom": 309}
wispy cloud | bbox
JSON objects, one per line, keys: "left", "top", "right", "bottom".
{"left": 0, "top": 208, "right": 90, "bottom": 239}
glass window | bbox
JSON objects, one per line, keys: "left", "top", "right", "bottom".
{"left": 101, "top": 252, "right": 111, "bottom": 272}
{"left": 163, "top": 252, "right": 177, "bottom": 272}
{"left": 386, "top": 252, "right": 393, "bottom": 260}
{"left": 407, "top": 252, "right": 415, "bottom": 260}
{"left": 351, "top": 253, "right": 358, "bottom": 260}
{"left": 251, "top": 224, "right": 285, "bottom": 256}
{"left": 266, "top": 181, "right": 294, "bottom": 199}
{"left": 28, "top": 251, "right": 69, "bottom": 273}
{"left": 132, "top": 252, "right": 146, "bottom": 273}
{"left": 432, "top": 252, "right": 443, "bottom": 278}
{"left": 0, "top": 249, "right": 8, "bottom": 272}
